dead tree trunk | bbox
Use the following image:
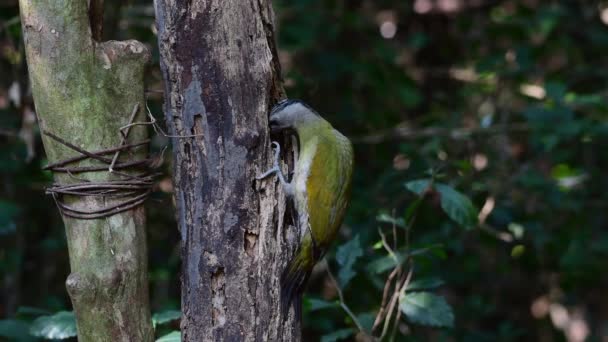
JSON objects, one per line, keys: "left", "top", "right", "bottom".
{"left": 19, "top": 0, "right": 154, "bottom": 340}
{"left": 154, "top": 1, "right": 300, "bottom": 340}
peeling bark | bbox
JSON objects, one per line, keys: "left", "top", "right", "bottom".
{"left": 154, "top": 0, "right": 299, "bottom": 340}
{"left": 18, "top": 1, "right": 154, "bottom": 341}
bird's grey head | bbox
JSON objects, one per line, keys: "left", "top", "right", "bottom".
{"left": 268, "top": 99, "right": 320, "bottom": 132}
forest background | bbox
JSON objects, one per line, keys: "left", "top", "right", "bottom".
{"left": 1, "top": 0, "right": 607, "bottom": 341}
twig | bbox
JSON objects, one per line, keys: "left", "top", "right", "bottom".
{"left": 109, "top": 103, "right": 140, "bottom": 172}
{"left": 372, "top": 266, "right": 400, "bottom": 332}
{"left": 378, "top": 227, "right": 398, "bottom": 261}
{"left": 380, "top": 266, "right": 413, "bottom": 340}
{"left": 325, "top": 261, "right": 368, "bottom": 335}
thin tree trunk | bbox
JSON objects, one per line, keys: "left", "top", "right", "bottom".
{"left": 19, "top": 1, "right": 154, "bottom": 341}
{"left": 154, "top": 1, "right": 300, "bottom": 340}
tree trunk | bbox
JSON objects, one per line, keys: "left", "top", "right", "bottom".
{"left": 154, "top": 1, "right": 300, "bottom": 340}
{"left": 18, "top": 1, "right": 154, "bottom": 341}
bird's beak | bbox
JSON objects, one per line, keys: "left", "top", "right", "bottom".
{"left": 268, "top": 116, "right": 282, "bottom": 133}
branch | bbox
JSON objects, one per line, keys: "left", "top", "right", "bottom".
{"left": 325, "top": 262, "right": 368, "bottom": 335}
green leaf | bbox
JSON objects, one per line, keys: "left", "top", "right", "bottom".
{"left": 29, "top": 311, "right": 77, "bottom": 340}
{"left": 405, "top": 179, "right": 432, "bottom": 196}
{"left": 305, "top": 297, "right": 337, "bottom": 312}
{"left": 356, "top": 312, "right": 375, "bottom": 332}
{"left": 0, "top": 319, "right": 35, "bottom": 342}
{"left": 156, "top": 331, "right": 181, "bottom": 342}
{"left": 407, "top": 277, "right": 445, "bottom": 292}
{"left": 400, "top": 292, "right": 454, "bottom": 328}
{"left": 366, "top": 252, "right": 404, "bottom": 274}
{"left": 320, "top": 328, "right": 355, "bottom": 342}
{"left": 336, "top": 235, "right": 363, "bottom": 287}
{"left": 434, "top": 184, "right": 478, "bottom": 229}
{"left": 152, "top": 310, "right": 181, "bottom": 327}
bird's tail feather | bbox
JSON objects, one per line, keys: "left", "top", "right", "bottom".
{"left": 280, "top": 247, "right": 313, "bottom": 320}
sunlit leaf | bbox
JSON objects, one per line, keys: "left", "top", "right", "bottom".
{"left": 156, "top": 331, "right": 181, "bottom": 342}
{"left": 152, "top": 310, "right": 181, "bottom": 327}
{"left": 30, "top": 311, "right": 77, "bottom": 340}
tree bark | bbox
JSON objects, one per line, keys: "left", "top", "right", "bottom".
{"left": 154, "top": 1, "right": 300, "bottom": 341}
{"left": 18, "top": 1, "right": 154, "bottom": 341}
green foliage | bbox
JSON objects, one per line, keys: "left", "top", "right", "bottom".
{"left": 335, "top": 235, "right": 363, "bottom": 287}
{"left": 29, "top": 311, "right": 77, "bottom": 340}
{"left": 2, "top": 0, "right": 608, "bottom": 341}
{"left": 399, "top": 292, "right": 454, "bottom": 328}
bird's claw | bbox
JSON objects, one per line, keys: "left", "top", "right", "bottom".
{"left": 256, "top": 141, "right": 282, "bottom": 180}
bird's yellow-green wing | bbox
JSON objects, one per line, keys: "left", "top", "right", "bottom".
{"left": 305, "top": 130, "right": 354, "bottom": 253}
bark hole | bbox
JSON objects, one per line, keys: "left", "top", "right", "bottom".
{"left": 244, "top": 231, "right": 258, "bottom": 256}
{"left": 211, "top": 267, "right": 226, "bottom": 327}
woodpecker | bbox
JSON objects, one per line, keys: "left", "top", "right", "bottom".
{"left": 257, "top": 99, "right": 354, "bottom": 316}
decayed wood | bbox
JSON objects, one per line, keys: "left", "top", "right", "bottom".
{"left": 18, "top": 0, "right": 154, "bottom": 340}
{"left": 154, "top": 0, "right": 299, "bottom": 340}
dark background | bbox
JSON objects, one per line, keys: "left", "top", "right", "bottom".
{"left": 1, "top": 0, "right": 608, "bottom": 340}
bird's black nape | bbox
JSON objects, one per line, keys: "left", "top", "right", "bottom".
{"left": 270, "top": 98, "right": 302, "bottom": 115}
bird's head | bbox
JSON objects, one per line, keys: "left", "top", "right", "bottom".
{"left": 268, "top": 99, "right": 321, "bottom": 133}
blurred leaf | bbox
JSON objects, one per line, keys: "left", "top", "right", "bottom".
{"left": 320, "top": 328, "right": 355, "bottom": 342}
{"left": 405, "top": 179, "right": 432, "bottom": 196}
{"left": 30, "top": 311, "right": 77, "bottom": 340}
{"left": 152, "top": 310, "right": 181, "bottom": 327}
{"left": 400, "top": 292, "right": 454, "bottom": 328}
{"left": 434, "top": 184, "right": 478, "bottom": 229}
{"left": 407, "top": 277, "right": 445, "bottom": 292}
{"left": 336, "top": 235, "right": 363, "bottom": 287}
{"left": 156, "top": 331, "right": 181, "bottom": 342}
{"left": 305, "top": 297, "right": 337, "bottom": 312}
{"left": 0, "top": 319, "right": 35, "bottom": 342}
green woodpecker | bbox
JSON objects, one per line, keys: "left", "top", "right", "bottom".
{"left": 258, "top": 99, "right": 354, "bottom": 315}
